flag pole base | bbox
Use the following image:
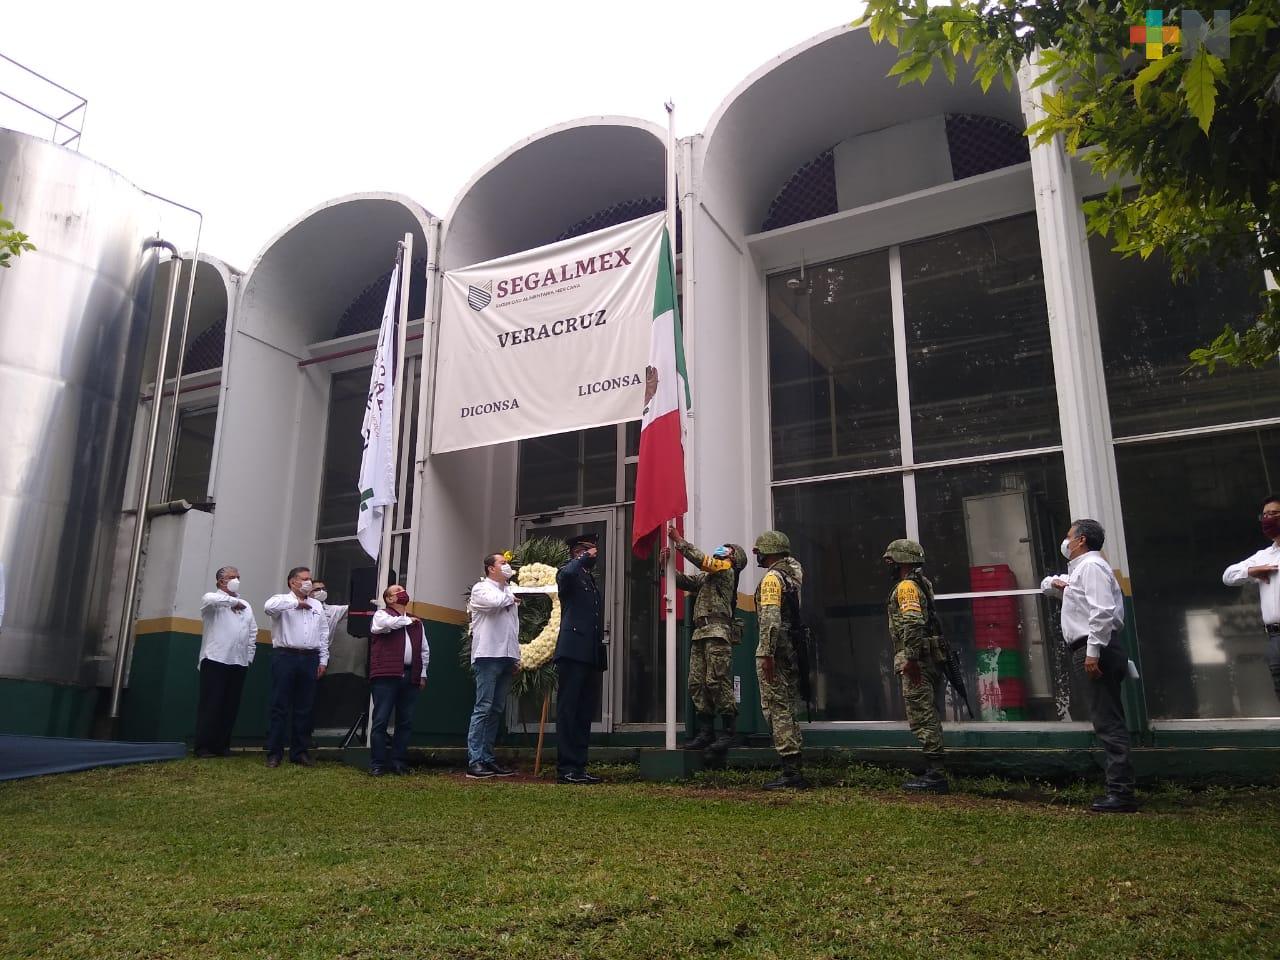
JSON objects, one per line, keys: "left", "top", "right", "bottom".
{"left": 638, "top": 749, "right": 706, "bottom": 782}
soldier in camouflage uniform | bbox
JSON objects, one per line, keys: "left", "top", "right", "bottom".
{"left": 667, "top": 526, "right": 748, "bottom": 755}
{"left": 753, "top": 530, "right": 809, "bottom": 790}
{"left": 884, "top": 538, "right": 949, "bottom": 794}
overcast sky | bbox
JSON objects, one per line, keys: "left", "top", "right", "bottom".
{"left": 3, "top": 1, "right": 857, "bottom": 267}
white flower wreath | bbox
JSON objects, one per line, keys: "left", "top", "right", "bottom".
{"left": 515, "top": 563, "right": 560, "bottom": 670}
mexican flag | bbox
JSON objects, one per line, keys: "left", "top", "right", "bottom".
{"left": 356, "top": 263, "right": 399, "bottom": 560}
{"left": 632, "top": 226, "right": 688, "bottom": 558}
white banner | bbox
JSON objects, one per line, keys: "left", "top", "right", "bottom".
{"left": 430, "top": 213, "right": 663, "bottom": 454}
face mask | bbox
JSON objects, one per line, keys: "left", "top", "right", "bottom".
{"left": 754, "top": 551, "right": 767, "bottom": 569}
{"left": 713, "top": 546, "right": 730, "bottom": 559}
{"left": 580, "top": 554, "right": 598, "bottom": 569}
{"left": 311, "top": 589, "right": 328, "bottom": 602}
{"left": 299, "top": 580, "right": 313, "bottom": 595}
{"left": 1263, "top": 516, "right": 1280, "bottom": 539}
{"left": 500, "top": 563, "right": 515, "bottom": 578}
{"left": 225, "top": 578, "right": 240, "bottom": 594}
{"left": 393, "top": 591, "right": 410, "bottom": 606}
{"left": 1060, "top": 538, "right": 1074, "bottom": 560}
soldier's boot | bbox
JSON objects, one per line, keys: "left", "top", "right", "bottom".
{"left": 902, "top": 766, "right": 949, "bottom": 794}
{"left": 684, "top": 714, "right": 715, "bottom": 751}
{"left": 763, "top": 755, "right": 810, "bottom": 791}
{"left": 707, "top": 715, "right": 736, "bottom": 756}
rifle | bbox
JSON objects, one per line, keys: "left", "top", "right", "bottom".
{"left": 780, "top": 573, "right": 815, "bottom": 720}
{"left": 942, "top": 646, "right": 975, "bottom": 719}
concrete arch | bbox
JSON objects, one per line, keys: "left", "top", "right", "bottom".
{"left": 210, "top": 192, "right": 436, "bottom": 615}
{"left": 238, "top": 192, "right": 433, "bottom": 352}
{"left": 700, "top": 23, "right": 1025, "bottom": 239}
{"left": 442, "top": 116, "right": 666, "bottom": 271}
{"left": 414, "top": 118, "right": 669, "bottom": 608}
{"left": 144, "top": 253, "right": 241, "bottom": 378}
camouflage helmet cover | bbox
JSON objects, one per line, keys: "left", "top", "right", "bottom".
{"left": 883, "top": 538, "right": 926, "bottom": 564}
{"left": 725, "top": 543, "right": 749, "bottom": 571}
{"left": 753, "top": 530, "right": 792, "bottom": 555}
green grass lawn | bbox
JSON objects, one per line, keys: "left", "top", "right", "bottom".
{"left": 2, "top": 758, "right": 1278, "bottom": 959}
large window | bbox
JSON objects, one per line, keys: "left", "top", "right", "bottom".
{"left": 769, "top": 248, "right": 898, "bottom": 481}
{"left": 901, "top": 217, "right": 1060, "bottom": 461}
{"left": 768, "top": 213, "right": 1082, "bottom": 723}
{"left": 1091, "top": 235, "right": 1275, "bottom": 438}
{"left": 517, "top": 426, "right": 618, "bottom": 515}
{"left": 774, "top": 475, "right": 907, "bottom": 721}
{"left": 1115, "top": 430, "right": 1280, "bottom": 719}
{"left": 1090, "top": 230, "right": 1280, "bottom": 720}
{"left": 167, "top": 407, "right": 217, "bottom": 504}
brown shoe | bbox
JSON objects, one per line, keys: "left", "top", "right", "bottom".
{"left": 266, "top": 755, "right": 282, "bottom": 768}
{"left": 293, "top": 753, "right": 316, "bottom": 768}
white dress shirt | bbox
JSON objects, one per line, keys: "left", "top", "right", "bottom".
{"left": 1041, "top": 551, "right": 1125, "bottom": 659}
{"left": 263, "top": 593, "right": 330, "bottom": 666}
{"left": 198, "top": 590, "right": 259, "bottom": 668}
{"left": 320, "top": 603, "right": 350, "bottom": 644}
{"left": 1223, "top": 543, "right": 1280, "bottom": 625}
{"left": 467, "top": 577, "right": 522, "bottom": 662}
{"left": 371, "top": 608, "right": 430, "bottom": 679}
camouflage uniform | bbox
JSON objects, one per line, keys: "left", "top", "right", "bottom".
{"left": 755, "top": 548, "right": 805, "bottom": 759}
{"left": 886, "top": 558, "right": 947, "bottom": 764}
{"left": 673, "top": 535, "right": 746, "bottom": 719}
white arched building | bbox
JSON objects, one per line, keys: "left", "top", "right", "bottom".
{"left": 40, "top": 24, "right": 1278, "bottom": 759}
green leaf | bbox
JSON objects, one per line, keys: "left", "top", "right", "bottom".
{"left": 1181, "top": 50, "right": 1224, "bottom": 135}
{"left": 1133, "top": 53, "right": 1178, "bottom": 106}
{"left": 941, "top": 51, "right": 957, "bottom": 84}
{"left": 1227, "top": 14, "right": 1272, "bottom": 37}
{"left": 900, "top": 57, "right": 935, "bottom": 85}
{"left": 886, "top": 54, "right": 921, "bottom": 78}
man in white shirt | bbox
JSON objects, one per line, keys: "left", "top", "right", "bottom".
{"left": 1222, "top": 493, "right": 1280, "bottom": 704}
{"left": 1041, "top": 518, "right": 1136, "bottom": 813}
{"left": 309, "top": 577, "right": 354, "bottom": 673}
{"left": 465, "top": 553, "right": 523, "bottom": 779}
{"left": 194, "top": 565, "right": 259, "bottom": 758}
{"left": 368, "top": 584, "right": 429, "bottom": 775}
{"left": 263, "top": 565, "right": 329, "bottom": 768}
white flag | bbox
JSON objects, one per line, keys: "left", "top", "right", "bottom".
{"left": 357, "top": 264, "right": 399, "bottom": 560}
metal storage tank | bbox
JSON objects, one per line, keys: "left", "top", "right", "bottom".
{"left": 0, "top": 127, "right": 162, "bottom": 698}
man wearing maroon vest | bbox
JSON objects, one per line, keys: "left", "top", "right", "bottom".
{"left": 368, "top": 584, "right": 429, "bottom": 776}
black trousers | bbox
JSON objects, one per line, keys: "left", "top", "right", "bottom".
{"left": 1072, "top": 643, "right": 1135, "bottom": 797}
{"left": 555, "top": 658, "right": 600, "bottom": 776}
{"left": 267, "top": 649, "right": 319, "bottom": 762}
{"left": 194, "top": 658, "right": 248, "bottom": 756}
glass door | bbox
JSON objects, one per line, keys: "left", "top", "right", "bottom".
{"left": 515, "top": 510, "right": 616, "bottom": 732}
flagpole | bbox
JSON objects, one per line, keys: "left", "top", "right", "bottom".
{"left": 663, "top": 101, "right": 679, "bottom": 753}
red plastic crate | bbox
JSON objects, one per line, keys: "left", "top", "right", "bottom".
{"left": 970, "top": 564, "right": 1017, "bottom": 592}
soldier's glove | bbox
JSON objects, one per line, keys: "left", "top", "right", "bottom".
{"left": 902, "top": 658, "right": 923, "bottom": 687}
{"left": 758, "top": 655, "right": 776, "bottom": 685}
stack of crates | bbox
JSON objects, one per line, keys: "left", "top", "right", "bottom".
{"left": 970, "top": 564, "right": 1028, "bottom": 721}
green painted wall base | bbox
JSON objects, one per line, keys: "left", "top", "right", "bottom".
{"left": 0, "top": 678, "right": 99, "bottom": 737}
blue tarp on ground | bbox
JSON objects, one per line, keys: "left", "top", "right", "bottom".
{"left": 0, "top": 735, "right": 185, "bottom": 781}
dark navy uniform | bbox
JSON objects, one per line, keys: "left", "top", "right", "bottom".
{"left": 554, "top": 542, "right": 605, "bottom": 779}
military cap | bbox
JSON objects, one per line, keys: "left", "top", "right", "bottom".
{"left": 883, "top": 539, "right": 925, "bottom": 564}
{"left": 565, "top": 532, "right": 599, "bottom": 549}
{"left": 753, "top": 530, "right": 791, "bottom": 555}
